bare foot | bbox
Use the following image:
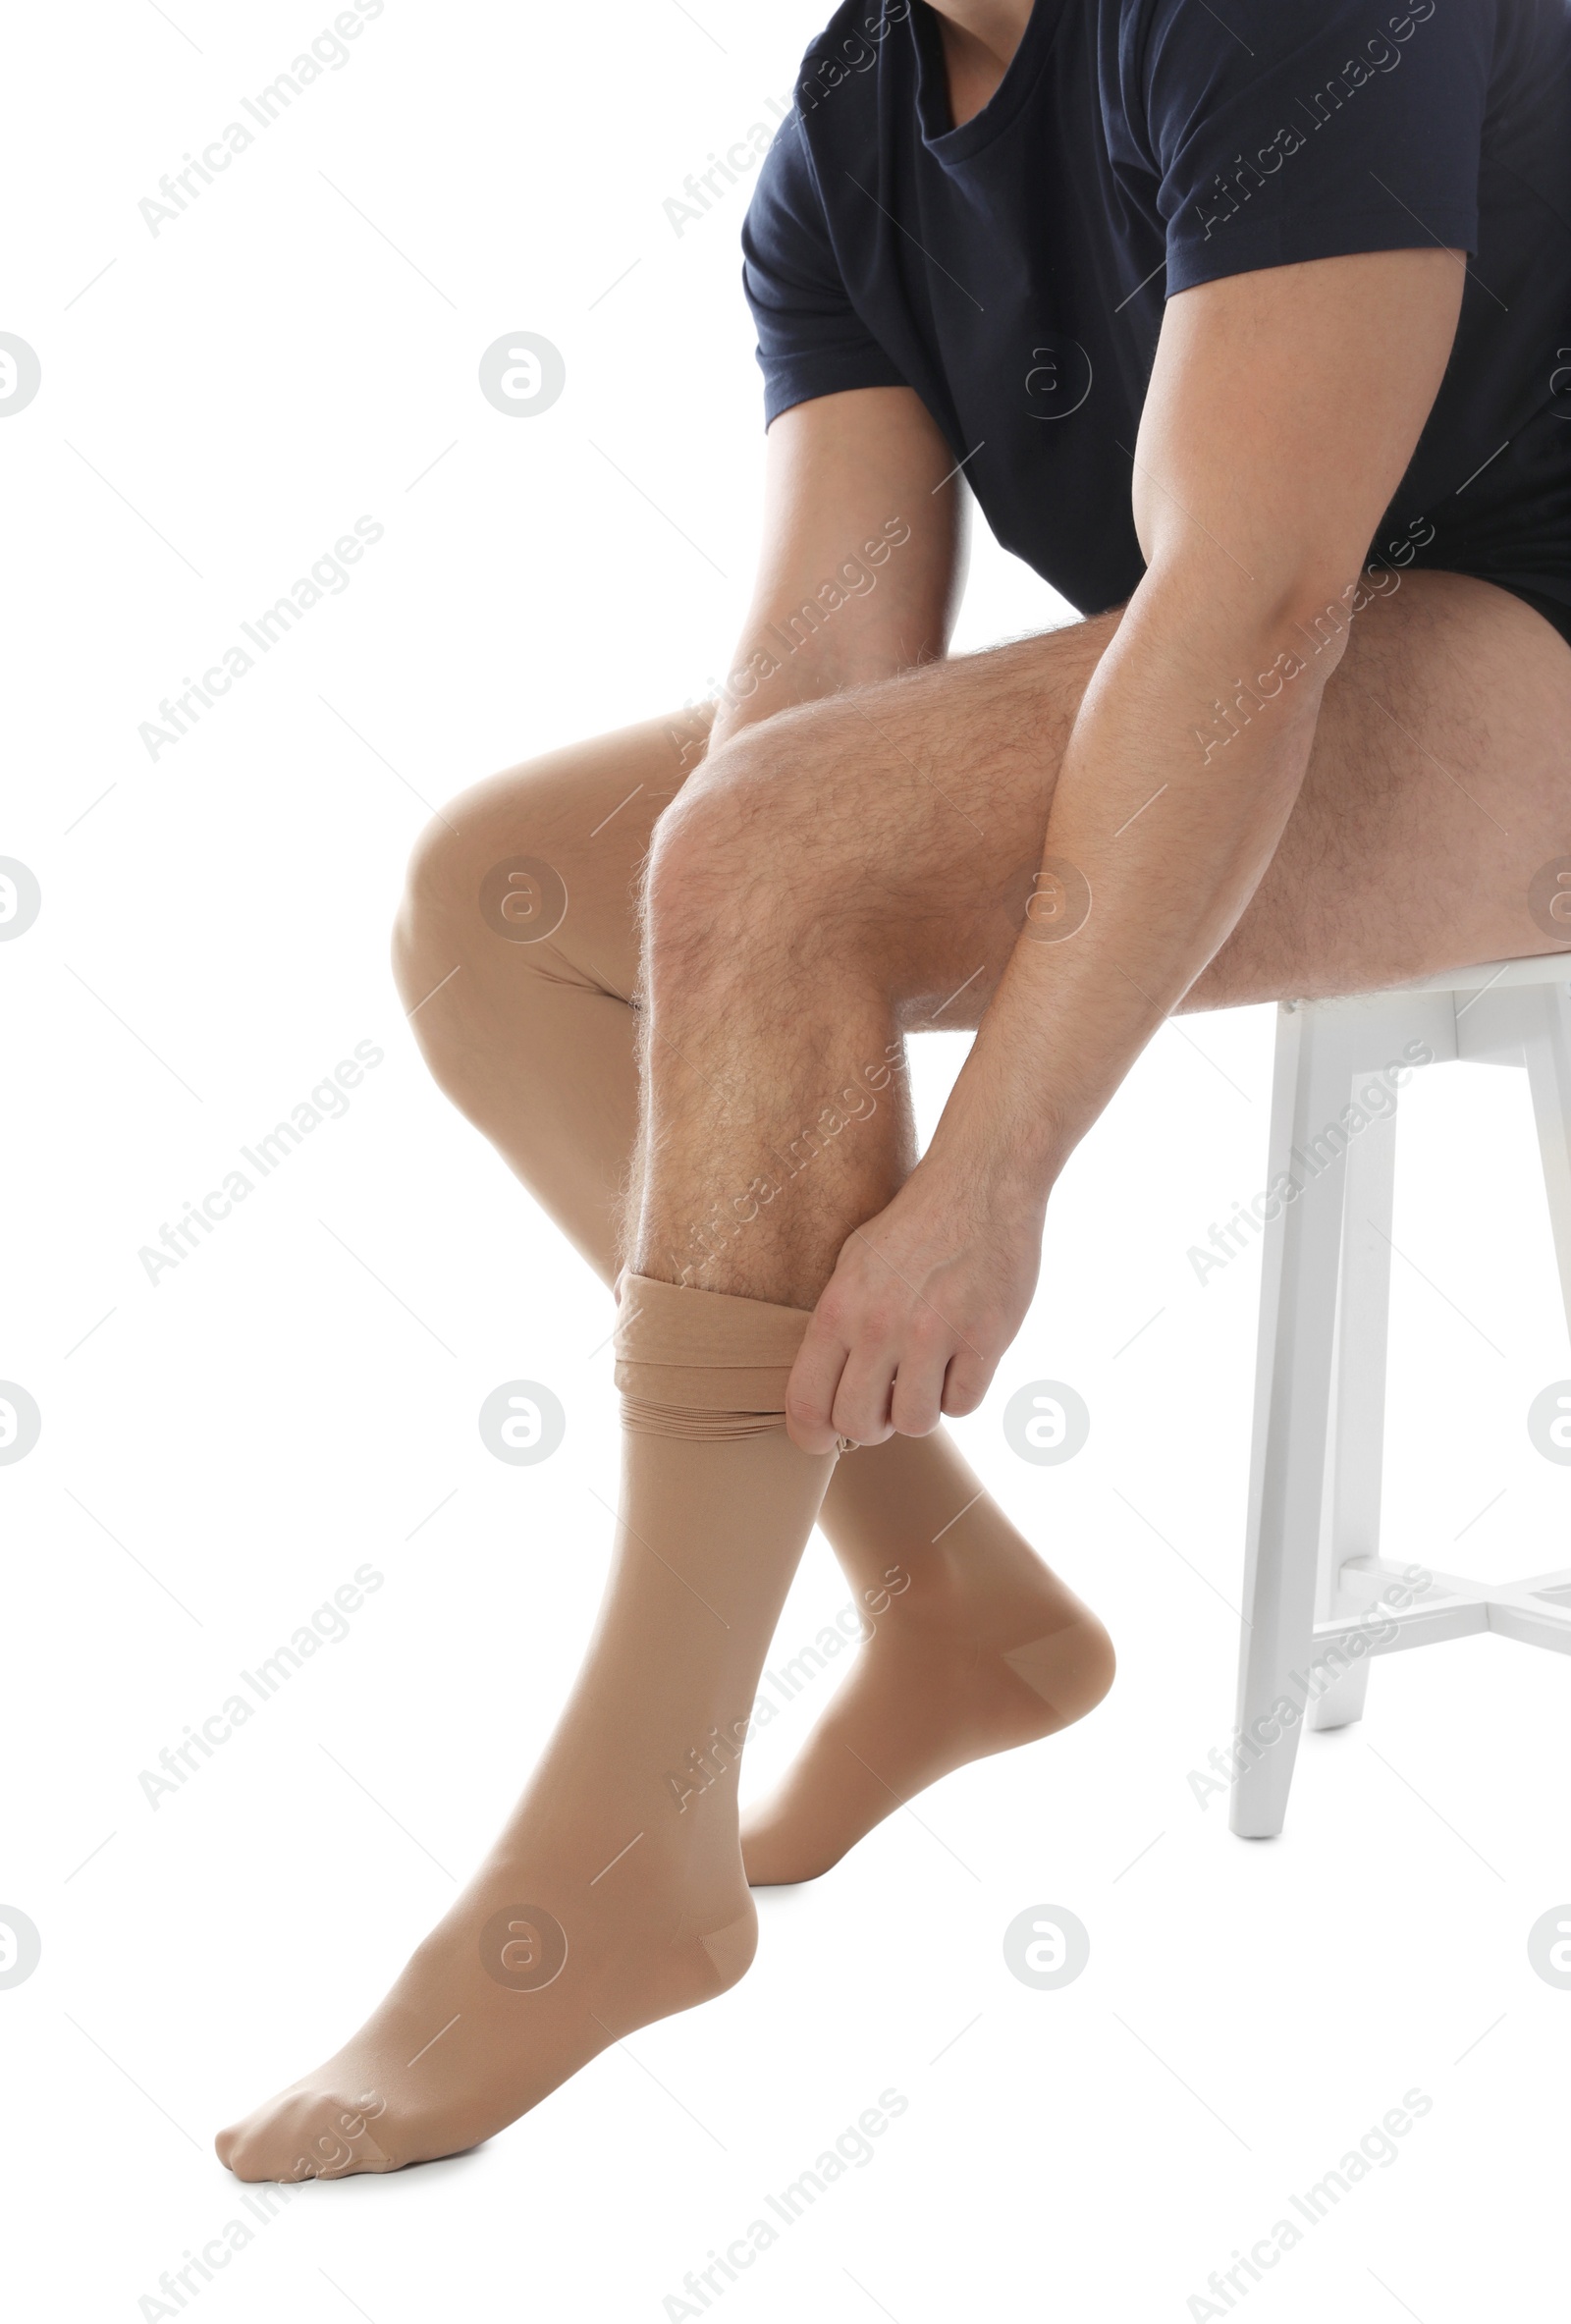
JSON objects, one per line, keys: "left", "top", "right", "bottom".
{"left": 740, "top": 1552, "right": 1113, "bottom": 1885}
{"left": 216, "top": 1786, "right": 753, "bottom": 2181}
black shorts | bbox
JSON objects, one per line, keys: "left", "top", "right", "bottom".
{"left": 1479, "top": 576, "right": 1571, "bottom": 657}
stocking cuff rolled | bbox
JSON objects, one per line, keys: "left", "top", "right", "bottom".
{"left": 614, "top": 1272, "right": 815, "bottom": 1440}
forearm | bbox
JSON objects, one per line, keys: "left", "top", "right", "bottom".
{"left": 930, "top": 567, "right": 1347, "bottom": 1201}
{"left": 704, "top": 390, "right": 966, "bottom": 760}
{"left": 783, "top": 250, "right": 1464, "bottom": 1449}
{"left": 705, "top": 522, "right": 930, "bottom": 756}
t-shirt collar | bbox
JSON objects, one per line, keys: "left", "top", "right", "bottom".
{"left": 908, "top": 0, "right": 1068, "bottom": 164}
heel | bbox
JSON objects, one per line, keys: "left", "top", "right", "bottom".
{"left": 692, "top": 1901, "right": 757, "bottom": 1992}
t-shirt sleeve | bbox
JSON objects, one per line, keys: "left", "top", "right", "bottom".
{"left": 1134, "top": 0, "right": 1495, "bottom": 297}
{"left": 740, "top": 113, "right": 908, "bottom": 425}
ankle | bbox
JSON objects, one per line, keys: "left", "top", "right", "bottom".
{"left": 861, "top": 1536, "right": 1071, "bottom": 1632}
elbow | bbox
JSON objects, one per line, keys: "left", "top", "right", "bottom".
{"left": 1136, "top": 549, "right": 1392, "bottom": 765}
{"left": 1272, "top": 558, "right": 1398, "bottom": 676}
{"left": 1155, "top": 542, "right": 1394, "bottom": 674}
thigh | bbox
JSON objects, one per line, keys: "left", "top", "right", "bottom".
{"left": 680, "top": 570, "right": 1571, "bottom": 1024}
{"left": 1191, "top": 569, "right": 1571, "bottom": 1007}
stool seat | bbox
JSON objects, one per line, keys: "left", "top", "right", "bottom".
{"left": 1231, "top": 950, "right": 1571, "bottom": 1838}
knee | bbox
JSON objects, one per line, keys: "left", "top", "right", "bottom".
{"left": 641, "top": 754, "right": 753, "bottom": 977}
{"left": 394, "top": 787, "right": 478, "bottom": 990}
{"left": 392, "top": 804, "right": 467, "bottom": 980}
{"left": 390, "top": 764, "right": 577, "bottom": 1009}
{"left": 640, "top": 730, "right": 848, "bottom": 1007}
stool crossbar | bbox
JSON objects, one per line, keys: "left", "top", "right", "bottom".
{"left": 1231, "top": 953, "right": 1571, "bottom": 1838}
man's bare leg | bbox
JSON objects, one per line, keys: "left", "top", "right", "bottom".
{"left": 634, "top": 567, "right": 1569, "bottom": 1316}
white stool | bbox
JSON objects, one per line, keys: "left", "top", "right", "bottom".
{"left": 1231, "top": 952, "right": 1571, "bottom": 1839}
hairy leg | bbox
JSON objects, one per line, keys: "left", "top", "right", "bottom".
{"left": 630, "top": 571, "right": 1571, "bottom": 1317}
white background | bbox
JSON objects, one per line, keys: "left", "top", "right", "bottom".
{"left": 5, "top": 2, "right": 1571, "bottom": 2318}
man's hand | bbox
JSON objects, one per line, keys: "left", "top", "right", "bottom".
{"left": 786, "top": 1151, "right": 1045, "bottom": 1452}
{"left": 788, "top": 244, "right": 1465, "bottom": 1445}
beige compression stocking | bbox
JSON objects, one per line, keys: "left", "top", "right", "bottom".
{"left": 218, "top": 1277, "right": 837, "bottom": 2179}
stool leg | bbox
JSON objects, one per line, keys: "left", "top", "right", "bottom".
{"left": 1305, "top": 1659, "right": 1370, "bottom": 1732}
{"left": 1309, "top": 1099, "right": 1398, "bottom": 1732}
{"left": 1522, "top": 979, "right": 1571, "bottom": 1341}
{"left": 1231, "top": 1004, "right": 1351, "bottom": 1838}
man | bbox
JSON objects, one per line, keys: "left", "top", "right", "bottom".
{"left": 218, "top": 0, "right": 1571, "bottom": 2180}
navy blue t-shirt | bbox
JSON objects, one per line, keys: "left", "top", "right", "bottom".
{"left": 741, "top": 0, "right": 1571, "bottom": 638}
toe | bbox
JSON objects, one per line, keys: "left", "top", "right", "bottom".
{"left": 232, "top": 2088, "right": 400, "bottom": 2182}
{"left": 215, "top": 2116, "right": 272, "bottom": 2182}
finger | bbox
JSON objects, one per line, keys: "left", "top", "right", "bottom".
{"left": 786, "top": 1317, "right": 852, "bottom": 1454}
{"left": 831, "top": 1341, "right": 898, "bottom": 1445}
{"left": 890, "top": 1338, "right": 950, "bottom": 1437}
{"left": 941, "top": 1344, "right": 997, "bottom": 1420}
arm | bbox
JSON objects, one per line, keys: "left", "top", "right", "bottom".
{"left": 706, "top": 384, "right": 966, "bottom": 753}
{"left": 788, "top": 244, "right": 1464, "bottom": 1449}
